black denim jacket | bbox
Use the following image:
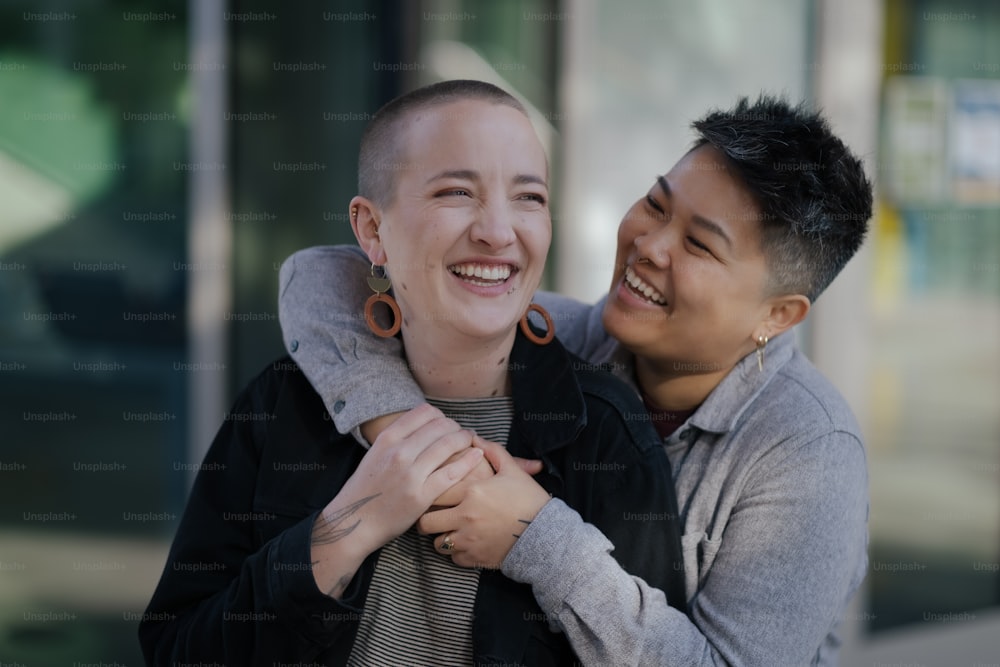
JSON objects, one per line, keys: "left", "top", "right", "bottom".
{"left": 139, "top": 330, "right": 686, "bottom": 666}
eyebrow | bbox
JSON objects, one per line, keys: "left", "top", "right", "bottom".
{"left": 655, "top": 175, "right": 733, "bottom": 250}
{"left": 426, "top": 169, "right": 479, "bottom": 185}
{"left": 513, "top": 173, "right": 548, "bottom": 187}
{"left": 426, "top": 169, "right": 547, "bottom": 188}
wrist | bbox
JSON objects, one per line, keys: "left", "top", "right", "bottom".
{"left": 309, "top": 511, "right": 376, "bottom": 599}
{"left": 524, "top": 484, "right": 552, "bottom": 521}
{"left": 359, "top": 411, "right": 406, "bottom": 445}
{"left": 314, "top": 501, "right": 385, "bottom": 557}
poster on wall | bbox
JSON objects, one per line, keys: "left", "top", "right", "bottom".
{"left": 949, "top": 79, "right": 1000, "bottom": 205}
{"left": 881, "top": 76, "right": 950, "bottom": 206}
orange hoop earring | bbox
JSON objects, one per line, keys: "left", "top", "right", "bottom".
{"left": 364, "top": 264, "right": 401, "bottom": 338}
{"left": 519, "top": 303, "right": 555, "bottom": 345}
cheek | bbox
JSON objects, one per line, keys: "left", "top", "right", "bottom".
{"left": 702, "top": 285, "right": 760, "bottom": 333}
{"left": 617, "top": 209, "right": 642, "bottom": 246}
{"left": 677, "top": 266, "right": 743, "bottom": 316}
{"left": 520, "top": 219, "right": 552, "bottom": 262}
{"left": 527, "top": 214, "right": 552, "bottom": 244}
{"left": 613, "top": 214, "right": 642, "bottom": 265}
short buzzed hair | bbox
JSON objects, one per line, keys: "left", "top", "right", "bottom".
{"left": 358, "top": 80, "right": 529, "bottom": 206}
{"left": 692, "top": 95, "right": 873, "bottom": 302}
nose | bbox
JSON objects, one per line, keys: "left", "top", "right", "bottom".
{"left": 470, "top": 199, "right": 517, "bottom": 249}
{"left": 633, "top": 222, "right": 675, "bottom": 267}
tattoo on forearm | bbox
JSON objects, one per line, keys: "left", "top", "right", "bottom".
{"left": 311, "top": 494, "right": 380, "bottom": 546}
{"left": 512, "top": 518, "right": 532, "bottom": 539}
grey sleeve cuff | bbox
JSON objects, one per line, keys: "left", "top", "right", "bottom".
{"left": 502, "top": 498, "right": 614, "bottom": 611}
{"left": 277, "top": 245, "right": 425, "bottom": 435}
{"left": 318, "top": 356, "right": 424, "bottom": 436}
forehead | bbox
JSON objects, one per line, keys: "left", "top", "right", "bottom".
{"left": 656, "top": 145, "right": 766, "bottom": 257}
{"left": 394, "top": 99, "right": 547, "bottom": 174}
{"left": 662, "top": 146, "right": 761, "bottom": 222}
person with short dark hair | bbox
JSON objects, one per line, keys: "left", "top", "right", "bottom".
{"left": 139, "top": 80, "right": 686, "bottom": 666}
{"left": 279, "top": 94, "right": 873, "bottom": 665}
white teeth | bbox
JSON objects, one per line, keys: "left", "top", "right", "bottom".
{"left": 625, "top": 266, "right": 667, "bottom": 305}
{"left": 449, "top": 263, "right": 513, "bottom": 283}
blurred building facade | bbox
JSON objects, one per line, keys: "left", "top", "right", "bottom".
{"left": 0, "top": 0, "right": 997, "bottom": 662}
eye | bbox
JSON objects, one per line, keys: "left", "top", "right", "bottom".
{"left": 436, "top": 188, "right": 472, "bottom": 198}
{"left": 645, "top": 195, "right": 664, "bottom": 214}
{"left": 687, "top": 236, "right": 712, "bottom": 254}
{"left": 519, "top": 193, "right": 547, "bottom": 205}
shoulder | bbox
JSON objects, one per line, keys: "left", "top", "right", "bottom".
{"left": 234, "top": 356, "right": 311, "bottom": 407}
{"left": 750, "top": 349, "right": 863, "bottom": 446}
{"left": 227, "top": 356, "right": 333, "bottom": 444}
{"left": 733, "top": 351, "right": 867, "bottom": 489}
{"left": 695, "top": 344, "right": 868, "bottom": 490}
{"left": 224, "top": 358, "right": 358, "bottom": 507}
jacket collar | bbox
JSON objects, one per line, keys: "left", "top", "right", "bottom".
{"left": 608, "top": 330, "right": 797, "bottom": 436}
{"left": 688, "top": 330, "right": 795, "bottom": 434}
{"left": 508, "top": 328, "right": 587, "bottom": 456}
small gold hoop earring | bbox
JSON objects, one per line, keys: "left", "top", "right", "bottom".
{"left": 364, "top": 264, "right": 401, "bottom": 338}
{"left": 519, "top": 303, "right": 555, "bottom": 345}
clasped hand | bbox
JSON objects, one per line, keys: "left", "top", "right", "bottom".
{"left": 314, "top": 403, "right": 550, "bottom": 576}
{"left": 418, "top": 435, "right": 551, "bottom": 569}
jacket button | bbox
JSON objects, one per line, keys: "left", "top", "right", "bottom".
{"left": 679, "top": 428, "right": 692, "bottom": 440}
{"left": 333, "top": 400, "right": 345, "bottom": 413}
{"left": 289, "top": 339, "right": 299, "bottom": 352}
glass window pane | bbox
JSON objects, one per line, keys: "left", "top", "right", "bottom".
{"left": 867, "top": 0, "right": 1000, "bottom": 632}
{"left": 0, "top": 3, "right": 188, "bottom": 662}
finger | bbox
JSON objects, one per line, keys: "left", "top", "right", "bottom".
{"left": 375, "top": 403, "right": 446, "bottom": 443}
{"left": 423, "top": 446, "right": 483, "bottom": 498}
{"left": 418, "top": 506, "right": 459, "bottom": 536}
{"left": 474, "top": 437, "right": 519, "bottom": 474}
{"left": 432, "top": 478, "right": 471, "bottom": 508}
{"left": 459, "top": 455, "right": 496, "bottom": 482}
{"left": 368, "top": 419, "right": 468, "bottom": 483}
{"left": 406, "top": 418, "right": 469, "bottom": 458}
{"left": 410, "top": 427, "right": 476, "bottom": 474}
{"left": 512, "top": 457, "right": 544, "bottom": 475}
{"left": 378, "top": 418, "right": 466, "bottom": 475}
{"left": 434, "top": 532, "right": 457, "bottom": 554}
{"left": 438, "top": 449, "right": 493, "bottom": 478}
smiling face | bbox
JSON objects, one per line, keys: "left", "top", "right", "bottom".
{"left": 362, "top": 98, "right": 550, "bottom": 345}
{"left": 603, "top": 144, "right": 778, "bottom": 380}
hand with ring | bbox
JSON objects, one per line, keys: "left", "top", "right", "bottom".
{"left": 438, "top": 532, "right": 456, "bottom": 553}
{"left": 422, "top": 438, "right": 551, "bottom": 569}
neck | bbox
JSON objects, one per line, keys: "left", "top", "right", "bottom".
{"left": 634, "top": 356, "right": 733, "bottom": 411}
{"left": 401, "top": 323, "right": 516, "bottom": 399}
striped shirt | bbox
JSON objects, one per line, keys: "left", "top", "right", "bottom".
{"left": 347, "top": 396, "right": 514, "bottom": 666}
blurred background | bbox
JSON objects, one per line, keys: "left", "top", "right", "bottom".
{"left": 0, "top": 0, "right": 997, "bottom": 663}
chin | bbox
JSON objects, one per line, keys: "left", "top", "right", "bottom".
{"left": 602, "top": 318, "right": 637, "bottom": 354}
{"left": 455, "top": 314, "right": 521, "bottom": 341}
{"left": 603, "top": 304, "right": 661, "bottom": 354}
{"left": 601, "top": 298, "right": 631, "bottom": 336}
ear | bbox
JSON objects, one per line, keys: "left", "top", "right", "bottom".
{"left": 756, "top": 293, "right": 810, "bottom": 340}
{"left": 349, "top": 196, "right": 386, "bottom": 265}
